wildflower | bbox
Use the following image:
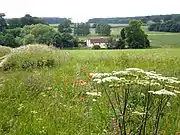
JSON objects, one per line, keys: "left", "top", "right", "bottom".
{"left": 125, "top": 68, "right": 144, "bottom": 72}
{"left": 112, "top": 71, "right": 129, "bottom": 76}
{"left": 79, "top": 80, "right": 86, "bottom": 86}
{"left": 31, "top": 110, "right": 38, "bottom": 114}
{"left": 167, "top": 102, "right": 171, "bottom": 107}
{"left": 92, "top": 99, "right": 97, "bottom": 102}
{"left": 82, "top": 68, "right": 86, "bottom": 72}
{"left": 150, "top": 82, "right": 161, "bottom": 87}
{"left": 132, "top": 111, "right": 145, "bottom": 116}
{"left": 90, "top": 73, "right": 112, "bottom": 78}
{"left": 47, "top": 86, "right": 52, "bottom": 90}
{"left": 40, "top": 92, "right": 47, "bottom": 97}
{"left": 174, "top": 90, "right": 180, "bottom": 94}
{"left": 93, "top": 79, "right": 102, "bottom": 84}
{"left": 72, "top": 80, "right": 76, "bottom": 83}
{"left": 18, "top": 103, "right": 24, "bottom": 111}
{"left": 88, "top": 75, "right": 92, "bottom": 80}
{"left": 167, "top": 79, "right": 180, "bottom": 84}
{"left": 102, "top": 76, "right": 120, "bottom": 83}
{"left": 137, "top": 80, "right": 150, "bottom": 86}
{"left": 148, "top": 89, "right": 176, "bottom": 96}
{"left": 86, "top": 92, "right": 101, "bottom": 96}
{"left": 109, "top": 84, "right": 120, "bottom": 88}
{"left": 79, "top": 96, "right": 85, "bottom": 101}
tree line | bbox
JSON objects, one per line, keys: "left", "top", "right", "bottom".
{"left": 1, "top": 13, "right": 150, "bottom": 49}
{"left": 88, "top": 14, "right": 180, "bottom": 24}
{"left": 148, "top": 20, "right": 180, "bottom": 32}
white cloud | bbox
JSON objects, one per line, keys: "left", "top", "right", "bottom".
{"left": 1, "top": 0, "right": 180, "bottom": 22}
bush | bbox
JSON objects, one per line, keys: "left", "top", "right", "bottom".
{"left": 23, "top": 34, "right": 35, "bottom": 45}
{"left": 0, "top": 34, "right": 17, "bottom": 48}
{"left": 0, "top": 44, "right": 67, "bottom": 71}
{"left": 92, "top": 45, "right": 101, "bottom": 50}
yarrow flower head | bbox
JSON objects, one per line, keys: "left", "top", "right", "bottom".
{"left": 125, "top": 68, "right": 144, "bottom": 72}
{"left": 90, "top": 73, "right": 112, "bottom": 79}
{"left": 102, "top": 76, "right": 120, "bottom": 83}
{"left": 112, "top": 71, "right": 129, "bottom": 76}
{"left": 174, "top": 90, "right": 180, "bottom": 94}
{"left": 148, "top": 89, "right": 176, "bottom": 96}
{"left": 132, "top": 111, "right": 146, "bottom": 116}
{"left": 93, "top": 79, "right": 102, "bottom": 84}
{"left": 86, "top": 92, "right": 102, "bottom": 96}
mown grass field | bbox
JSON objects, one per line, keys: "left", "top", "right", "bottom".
{"left": 0, "top": 46, "right": 180, "bottom": 134}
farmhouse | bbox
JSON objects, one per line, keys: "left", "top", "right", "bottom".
{"left": 86, "top": 38, "right": 109, "bottom": 48}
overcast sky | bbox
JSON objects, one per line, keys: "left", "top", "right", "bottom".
{"left": 1, "top": 0, "right": 180, "bottom": 22}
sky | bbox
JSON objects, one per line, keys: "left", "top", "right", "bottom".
{"left": 1, "top": 0, "right": 180, "bottom": 22}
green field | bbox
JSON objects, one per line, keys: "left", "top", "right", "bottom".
{"left": 0, "top": 46, "right": 180, "bottom": 134}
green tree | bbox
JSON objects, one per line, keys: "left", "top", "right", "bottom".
{"left": 23, "top": 34, "right": 35, "bottom": 45}
{"left": 163, "top": 15, "right": 172, "bottom": 22}
{"left": 53, "top": 32, "right": 78, "bottom": 48}
{"left": 95, "top": 23, "right": 111, "bottom": 36}
{"left": 124, "top": 20, "right": 150, "bottom": 49}
{"left": 21, "top": 24, "right": 56, "bottom": 45}
{"left": 120, "top": 28, "right": 126, "bottom": 40}
{"left": 0, "top": 34, "right": 16, "bottom": 47}
{"left": 7, "top": 18, "right": 22, "bottom": 28}
{"left": 173, "top": 16, "right": 180, "bottom": 22}
{"left": 58, "top": 19, "right": 72, "bottom": 33}
{"left": 74, "top": 23, "right": 90, "bottom": 36}
{"left": 0, "top": 13, "right": 7, "bottom": 32}
{"left": 140, "top": 17, "right": 148, "bottom": 24}
{"left": 152, "top": 17, "right": 161, "bottom": 23}
{"left": 20, "top": 14, "right": 47, "bottom": 27}
{"left": 6, "top": 28, "right": 22, "bottom": 37}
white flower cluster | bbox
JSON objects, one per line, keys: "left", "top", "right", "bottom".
{"left": 132, "top": 111, "right": 146, "bottom": 116}
{"left": 86, "top": 92, "right": 102, "bottom": 96}
{"left": 90, "top": 73, "right": 112, "bottom": 79}
{"left": 148, "top": 89, "right": 176, "bottom": 96}
{"left": 91, "top": 68, "right": 180, "bottom": 96}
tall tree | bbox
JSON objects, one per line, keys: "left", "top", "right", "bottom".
{"left": 152, "top": 17, "right": 161, "bottom": 23}
{"left": 140, "top": 17, "right": 148, "bottom": 24}
{"left": 58, "top": 19, "right": 72, "bottom": 33}
{"left": 124, "top": 20, "right": 150, "bottom": 49}
{"left": 74, "top": 23, "right": 90, "bottom": 36}
{"left": 7, "top": 18, "right": 22, "bottom": 28}
{"left": 0, "top": 13, "right": 7, "bottom": 32}
{"left": 163, "top": 15, "right": 172, "bottom": 22}
{"left": 95, "top": 23, "right": 111, "bottom": 36}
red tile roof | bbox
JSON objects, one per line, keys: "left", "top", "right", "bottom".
{"left": 89, "top": 38, "right": 109, "bottom": 44}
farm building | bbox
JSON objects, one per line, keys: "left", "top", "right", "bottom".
{"left": 86, "top": 38, "right": 109, "bottom": 48}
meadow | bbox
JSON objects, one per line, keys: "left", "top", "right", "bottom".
{"left": 0, "top": 45, "right": 180, "bottom": 134}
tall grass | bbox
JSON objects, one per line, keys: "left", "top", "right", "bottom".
{"left": 0, "top": 48, "right": 180, "bottom": 134}
{"left": 0, "top": 45, "right": 11, "bottom": 57}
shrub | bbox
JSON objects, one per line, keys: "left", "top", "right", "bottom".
{"left": 0, "top": 44, "right": 67, "bottom": 71}
{"left": 92, "top": 45, "right": 101, "bottom": 50}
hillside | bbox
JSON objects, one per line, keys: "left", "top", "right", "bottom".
{"left": 88, "top": 14, "right": 180, "bottom": 24}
